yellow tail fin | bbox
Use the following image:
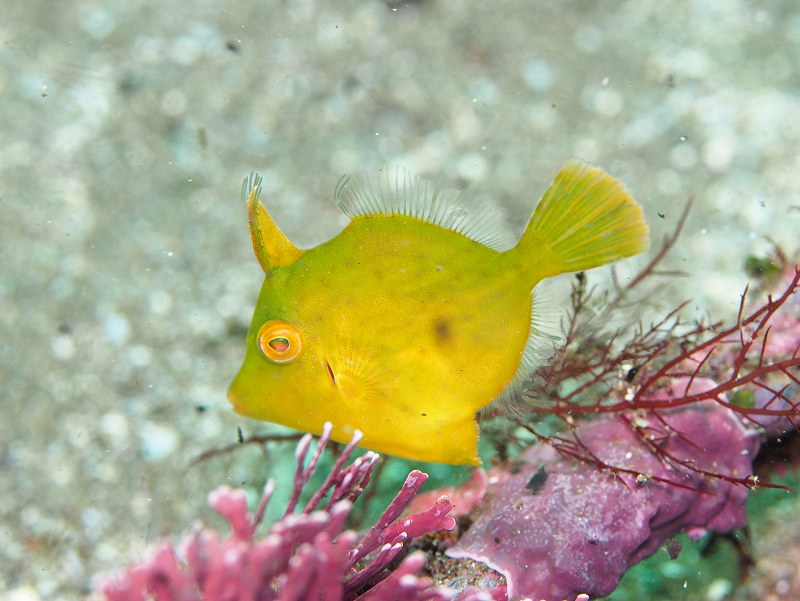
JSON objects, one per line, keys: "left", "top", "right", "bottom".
{"left": 515, "top": 160, "right": 650, "bottom": 278}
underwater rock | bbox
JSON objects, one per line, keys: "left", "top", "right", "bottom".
{"left": 447, "top": 400, "right": 758, "bottom": 600}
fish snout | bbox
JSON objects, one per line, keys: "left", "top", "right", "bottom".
{"left": 226, "top": 379, "right": 249, "bottom": 415}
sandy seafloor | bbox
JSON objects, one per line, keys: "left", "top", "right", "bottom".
{"left": 2, "top": 0, "right": 800, "bottom": 599}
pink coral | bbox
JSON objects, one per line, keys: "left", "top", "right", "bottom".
{"left": 406, "top": 468, "right": 488, "bottom": 519}
{"left": 100, "top": 424, "right": 460, "bottom": 601}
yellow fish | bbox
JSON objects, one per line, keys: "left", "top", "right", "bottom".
{"left": 228, "top": 161, "right": 649, "bottom": 465}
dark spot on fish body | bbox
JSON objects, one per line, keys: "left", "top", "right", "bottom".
{"left": 433, "top": 317, "right": 452, "bottom": 343}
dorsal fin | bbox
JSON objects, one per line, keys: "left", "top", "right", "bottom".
{"left": 335, "top": 166, "right": 514, "bottom": 251}
{"left": 242, "top": 173, "right": 303, "bottom": 271}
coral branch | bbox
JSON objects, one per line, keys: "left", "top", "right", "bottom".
{"left": 350, "top": 470, "right": 431, "bottom": 567}
{"left": 99, "top": 425, "right": 457, "bottom": 601}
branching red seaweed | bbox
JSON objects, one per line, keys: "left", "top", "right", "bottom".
{"left": 503, "top": 200, "right": 800, "bottom": 492}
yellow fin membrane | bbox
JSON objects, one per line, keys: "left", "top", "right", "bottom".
{"left": 514, "top": 160, "right": 650, "bottom": 277}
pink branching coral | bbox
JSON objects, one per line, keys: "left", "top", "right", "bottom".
{"left": 99, "top": 423, "right": 464, "bottom": 601}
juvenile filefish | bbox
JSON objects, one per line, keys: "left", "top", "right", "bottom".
{"left": 228, "top": 161, "right": 649, "bottom": 464}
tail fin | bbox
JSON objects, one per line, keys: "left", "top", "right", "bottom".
{"left": 514, "top": 160, "right": 650, "bottom": 277}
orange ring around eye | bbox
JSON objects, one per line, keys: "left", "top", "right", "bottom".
{"left": 256, "top": 320, "right": 303, "bottom": 363}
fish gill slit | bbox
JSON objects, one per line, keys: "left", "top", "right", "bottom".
{"left": 325, "top": 361, "right": 337, "bottom": 386}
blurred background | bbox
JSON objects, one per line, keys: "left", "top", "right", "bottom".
{"left": 1, "top": 0, "right": 799, "bottom": 598}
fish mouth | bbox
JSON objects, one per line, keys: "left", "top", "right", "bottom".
{"left": 226, "top": 381, "right": 247, "bottom": 415}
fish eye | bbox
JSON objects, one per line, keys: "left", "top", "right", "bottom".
{"left": 256, "top": 320, "right": 302, "bottom": 363}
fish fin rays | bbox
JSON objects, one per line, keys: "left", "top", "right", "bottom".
{"left": 327, "top": 335, "right": 393, "bottom": 406}
{"left": 335, "top": 166, "right": 515, "bottom": 251}
{"left": 516, "top": 160, "right": 650, "bottom": 276}
{"left": 242, "top": 172, "right": 303, "bottom": 270}
{"left": 486, "top": 281, "right": 563, "bottom": 414}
